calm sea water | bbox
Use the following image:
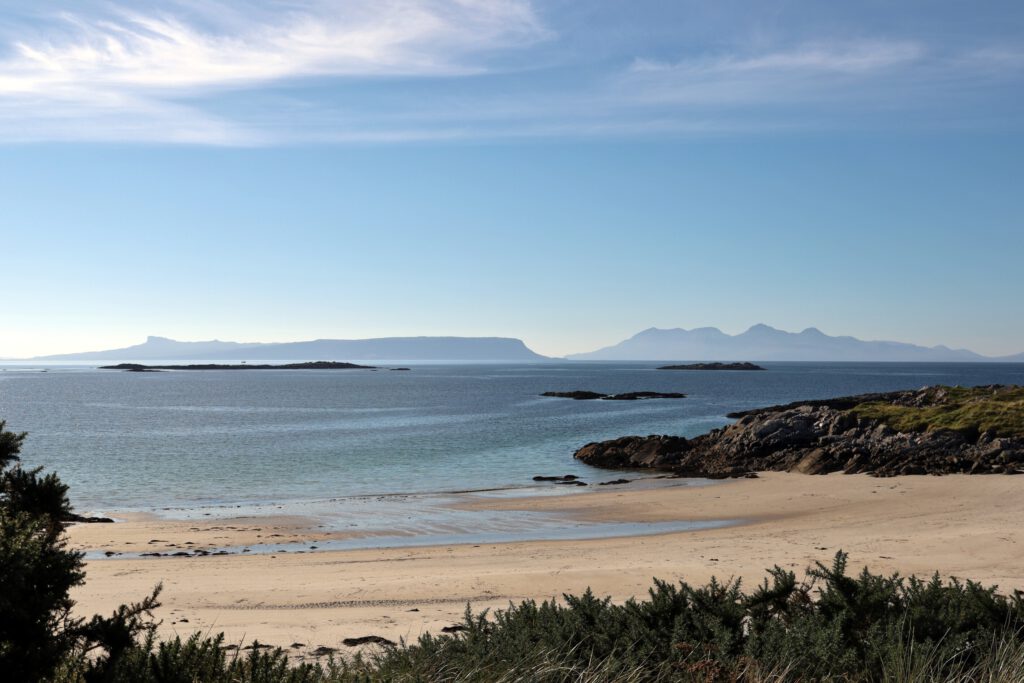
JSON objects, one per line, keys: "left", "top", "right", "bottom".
{"left": 1, "top": 361, "right": 1023, "bottom": 518}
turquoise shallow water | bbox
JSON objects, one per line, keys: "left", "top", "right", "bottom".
{"left": 80, "top": 478, "right": 732, "bottom": 559}
{"left": 1, "top": 361, "right": 1023, "bottom": 528}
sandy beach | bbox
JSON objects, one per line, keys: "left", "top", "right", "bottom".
{"left": 68, "top": 473, "right": 1024, "bottom": 659}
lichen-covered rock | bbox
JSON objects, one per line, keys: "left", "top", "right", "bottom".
{"left": 574, "top": 386, "right": 1024, "bottom": 477}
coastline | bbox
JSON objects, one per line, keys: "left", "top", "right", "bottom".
{"left": 68, "top": 472, "right": 1024, "bottom": 659}
{"left": 71, "top": 477, "right": 722, "bottom": 559}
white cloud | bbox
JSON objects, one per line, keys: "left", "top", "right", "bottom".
{"left": 957, "top": 46, "right": 1024, "bottom": 71}
{"left": 2, "top": 2, "right": 547, "bottom": 93}
{"left": 0, "top": 0, "right": 549, "bottom": 143}
{"left": 621, "top": 41, "right": 928, "bottom": 108}
{"left": 0, "top": 5, "right": 1018, "bottom": 145}
{"left": 631, "top": 41, "right": 925, "bottom": 76}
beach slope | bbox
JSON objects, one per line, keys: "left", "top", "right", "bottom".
{"left": 68, "top": 472, "right": 1024, "bottom": 657}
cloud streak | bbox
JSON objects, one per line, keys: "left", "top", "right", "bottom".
{"left": 0, "top": 0, "right": 549, "bottom": 143}
{"left": 0, "top": 2, "right": 1020, "bottom": 144}
{"left": 631, "top": 41, "right": 925, "bottom": 76}
{"left": 620, "top": 41, "right": 930, "bottom": 108}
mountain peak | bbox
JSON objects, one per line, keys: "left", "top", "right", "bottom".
{"left": 567, "top": 323, "right": 998, "bottom": 361}
{"left": 744, "top": 323, "right": 780, "bottom": 334}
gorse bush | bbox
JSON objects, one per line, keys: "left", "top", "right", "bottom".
{"left": 4, "top": 421, "right": 1024, "bottom": 681}
{"left": 54, "top": 553, "right": 1024, "bottom": 682}
{"left": 0, "top": 421, "right": 160, "bottom": 682}
{"left": 344, "top": 558, "right": 1024, "bottom": 682}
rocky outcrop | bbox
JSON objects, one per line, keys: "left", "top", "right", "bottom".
{"left": 342, "top": 635, "right": 395, "bottom": 647}
{"left": 575, "top": 386, "right": 1024, "bottom": 477}
{"left": 64, "top": 512, "right": 115, "bottom": 523}
{"left": 658, "top": 362, "right": 765, "bottom": 371}
{"left": 575, "top": 435, "right": 691, "bottom": 469}
{"left": 542, "top": 391, "right": 686, "bottom": 401}
{"left": 542, "top": 391, "right": 607, "bottom": 400}
{"left": 100, "top": 361, "right": 375, "bottom": 371}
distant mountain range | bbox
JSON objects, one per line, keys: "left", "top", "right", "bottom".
{"left": 567, "top": 324, "right": 1024, "bottom": 362}
{"left": 34, "top": 336, "right": 549, "bottom": 362}
{"left": 26, "top": 326, "right": 1024, "bottom": 363}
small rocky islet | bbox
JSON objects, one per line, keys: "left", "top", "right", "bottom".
{"left": 575, "top": 385, "right": 1024, "bottom": 478}
{"left": 657, "top": 362, "right": 765, "bottom": 371}
{"left": 541, "top": 391, "right": 686, "bottom": 401}
{"left": 100, "top": 361, "right": 377, "bottom": 371}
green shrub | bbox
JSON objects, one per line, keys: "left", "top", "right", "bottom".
{"left": 0, "top": 421, "right": 160, "bottom": 682}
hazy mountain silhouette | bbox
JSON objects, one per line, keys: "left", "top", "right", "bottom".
{"left": 567, "top": 324, "right": 1023, "bottom": 362}
{"left": 35, "top": 336, "right": 549, "bottom": 362}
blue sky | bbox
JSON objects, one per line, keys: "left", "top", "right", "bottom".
{"left": 1, "top": 1, "right": 1022, "bottom": 358}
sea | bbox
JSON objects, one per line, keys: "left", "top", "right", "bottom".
{"left": 1, "top": 361, "right": 1022, "bottom": 552}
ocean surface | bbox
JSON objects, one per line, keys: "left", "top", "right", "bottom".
{"left": 1, "top": 361, "right": 1022, "bottom": 551}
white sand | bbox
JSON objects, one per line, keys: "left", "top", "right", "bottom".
{"left": 68, "top": 473, "right": 1024, "bottom": 658}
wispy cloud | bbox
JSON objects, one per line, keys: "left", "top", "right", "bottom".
{"left": 0, "top": 0, "right": 549, "bottom": 143}
{"left": 0, "top": 3, "right": 1020, "bottom": 144}
{"left": 622, "top": 41, "right": 928, "bottom": 107}
{"left": 632, "top": 41, "right": 925, "bottom": 76}
{"left": 1, "top": 1, "right": 547, "bottom": 92}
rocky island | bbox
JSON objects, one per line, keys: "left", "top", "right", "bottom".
{"left": 542, "top": 391, "right": 686, "bottom": 401}
{"left": 658, "top": 362, "right": 765, "bottom": 371}
{"left": 575, "top": 385, "right": 1024, "bottom": 477}
{"left": 100, "top": 361, "right": 376, "bottom": 371}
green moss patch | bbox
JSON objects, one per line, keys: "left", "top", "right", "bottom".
{"left": 848, "top": 385, "right": 1024, "bottom": 437}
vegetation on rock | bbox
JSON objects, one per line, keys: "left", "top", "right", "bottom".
{"left": 847, "top": 385, "right": 1024, "bottom": 438}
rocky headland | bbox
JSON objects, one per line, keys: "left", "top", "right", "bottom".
{"left": 542, "top": 391, "right": 686, "bottom": 401}
{"left": 575, "top": 385, "right": 1024, "bottom": 477}
{"left": 657, "top": 362, "right": 765, "bottom": 371}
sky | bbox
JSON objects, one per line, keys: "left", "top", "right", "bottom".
{"left": 1, "top": 0, "right": 1022, "bottom": 358}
